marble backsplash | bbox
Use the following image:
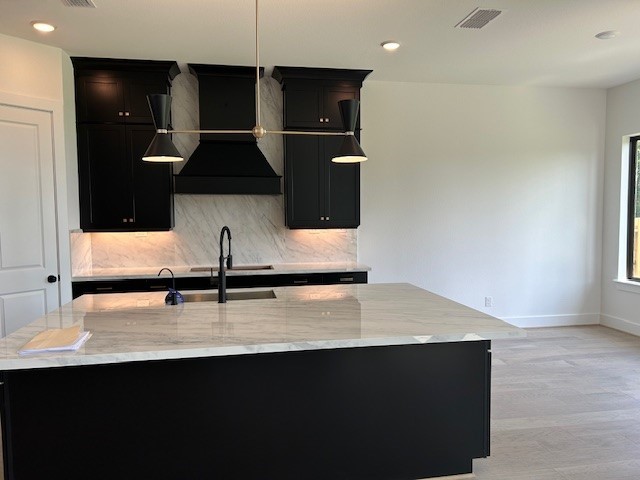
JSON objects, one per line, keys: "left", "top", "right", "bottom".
{"left": 70, "top": 66, "right": 357, "bottom": 274}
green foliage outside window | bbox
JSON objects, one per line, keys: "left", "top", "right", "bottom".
{"left": 636, "top": 148, "right": 640, "bottom": 217}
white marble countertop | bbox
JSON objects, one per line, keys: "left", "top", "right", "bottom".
{"left": 72, "top": 262, "right": 370, "bottom": 281}
{"left": 0, "top": 283, "right": 524, "bottom": 371}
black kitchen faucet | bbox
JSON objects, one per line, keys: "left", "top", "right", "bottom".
{"left": 218, "top": 226, "right": 233, "bottom": 303}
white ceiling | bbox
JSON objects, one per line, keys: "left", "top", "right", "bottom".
{"left": 2, "top": 0, "right": 640, "bottom": 88}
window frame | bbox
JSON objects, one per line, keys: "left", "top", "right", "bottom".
{"left": 627, "top": 135, "right": 640, "bottom": 281}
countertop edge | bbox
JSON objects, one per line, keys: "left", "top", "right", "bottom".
{"left": 0, "top": 330, "right": 525, "bottom": 371}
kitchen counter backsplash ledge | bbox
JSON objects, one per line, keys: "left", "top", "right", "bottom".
{"left": 72, "top": 262, "right": 370, "bottom": 281}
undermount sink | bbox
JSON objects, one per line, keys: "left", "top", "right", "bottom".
{"left": 190, "top": 265, "right": 273, "bottom": 273}
{"left": 182, "top": 290, "right": 277, "bottom": 302}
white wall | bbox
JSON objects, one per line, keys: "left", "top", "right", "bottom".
{"left": 0, "top": 34, "right": 63, "bottom": 100}
{"left": 600, "top": 78, "right": 640, "bottom": 336}
{"left": 360, "top": 82, "right": 606, "bottom": 327}
{"left": 0, "top": 33, "right": 73, "bottom": 303}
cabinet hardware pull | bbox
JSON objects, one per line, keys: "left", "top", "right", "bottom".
{"left": 125, "top": 112, "right": 130, "bottom": 116}
{"left": 340, "top": 277, "right": 354, "bottom": 282}
{"left": 129, "top": 218, "right": 134, "bottom": 222}
{"left": 118, "top": 111, "right": 124, "bottom": 116}
{"left": 326, "top": 217, "right": 330, "bottom": 221}
{"left": 319, "top": 118, "right": 324, "bottom": 123}
{"left": 325, "top": 118, "right": 329, "bottom": 122}
{"left": 96, "top": 287, "right": 113, "bottom": 291}
{"left": 150, "top": 285, "right": 166, "bottom": 289}
{"left": 293, "top": 279, "right": 308, "bottom": 284}
{"left": 320, "top": 216, "right": 325, "bottom": 220}
{"left": 123, "top": 218, "right": 128, "bottom": 223}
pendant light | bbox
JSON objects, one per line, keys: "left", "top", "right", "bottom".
{"left": 143, "top": 0, "right": 367, "bottom": 164}
{"left": 332, "top": 99, "right": 367, "bottom": 163}
{"left": 143, "top": 94, "right": 183, "bottom": 162}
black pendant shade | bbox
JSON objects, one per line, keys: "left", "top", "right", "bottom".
{"left": 333, "top": 135, "right": 367, "bottom": 163}
{"left": 143, "top": 94, "right": 183, "bottom": 162}
{"left": 332, "top": 99, "right": 367, "bottom": 163}
{"left": 148, "top": 94, "right": 171, "bottom": 130}
{"left": 339, "top": 99, "right": 360, "bottom": 132}
{"left": 143, "top": 133, "right": 183, "bottom": 162}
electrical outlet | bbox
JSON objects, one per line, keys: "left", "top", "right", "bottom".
{"left": 484, "top": 296, "right": 493, "bottom": 307}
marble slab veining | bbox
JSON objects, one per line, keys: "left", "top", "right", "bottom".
{"left": 0, "top": 283, "right": 525, "bottom": 371}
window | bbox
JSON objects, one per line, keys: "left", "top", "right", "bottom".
{"left": 627, "top": 136, "right": 640, "bottom": 280}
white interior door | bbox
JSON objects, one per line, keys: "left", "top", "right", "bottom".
{"left": 0, "top": 104, "right": 60, "bottom": 338}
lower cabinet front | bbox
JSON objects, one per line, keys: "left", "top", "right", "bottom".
{"left": 71, "top": 271, "right": 369, "bottom": 299}
{"left": 0, "top": 341, "right": 490, "bottom": 480}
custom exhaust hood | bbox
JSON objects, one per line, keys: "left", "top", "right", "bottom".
{"left": 173, "top": 64, "right": 281, "bottom": 195}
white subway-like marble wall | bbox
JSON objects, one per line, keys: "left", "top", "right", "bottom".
{"left": 71, "top": 68, "right": 357, "bottom": 274}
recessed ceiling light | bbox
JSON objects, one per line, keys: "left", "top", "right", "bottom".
{"left": 31, "top": 21, "right": 56, "bottom": 33}
{"left": 595, "top": 30, "right": 619, "bottom": 40}
{"left": 381, "top": 41, "right": 400, "bottom": 52}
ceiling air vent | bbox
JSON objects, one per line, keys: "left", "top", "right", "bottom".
{"left": 61, "top": 0, "right": 97, "bottom": 7}
{"left": 455, "top": 8, "right": 503, "bottom": 29}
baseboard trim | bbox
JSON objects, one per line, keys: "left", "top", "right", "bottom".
{"left": 502, "top": 313, "right": 600, "bottom": 328}
{"left": 600, "top": 314, "right": 640, "bottom": 337}
{"left": 420, "top": 475, "right": 475, "bottom": 480}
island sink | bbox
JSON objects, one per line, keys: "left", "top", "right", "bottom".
{"left": 182, "top": 290, "right": 276, "bottom": 302}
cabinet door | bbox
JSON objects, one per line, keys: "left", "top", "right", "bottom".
{"left": 128, "top": 126, "right": 174, "bottom": 230}
{"left": 322, "top": 87, "right": 359, "bottom": 130}
{"left": 324, "top": 136, "right": 360, "bottom": 228}
{"left": 75, "top": 76, "right": 125, "bottom": 123}
{"left": 124, "top": 76, "right": 169, "bottom": 124}
{"left": 77, "top": 124, "right": 134, "bottom": 230}
{"left": 285, "top": 136, "right": 324, "bottom": 228}
{"left": 283, "top": 86, "right": 324, "bottom": 129}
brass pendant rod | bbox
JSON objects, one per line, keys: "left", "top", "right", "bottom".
{"left": 255, "top": 0, "right": 261, "bottom": 128}
{"left": 167, "top": 129, "right": 351, "bottom": 136}
{"left": 168, "top": 129, "right": 254, "bottom": 134}
{"left": 267, "top": 130, "right": 349, "bottom": 136}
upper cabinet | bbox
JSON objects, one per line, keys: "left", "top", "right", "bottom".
{"left": 272, "top": 67, "right": 371, "bottom": 131}
{"left": 281, "top": 84, "right": 358, "bottom": 130}
{"left": 285, "top": 135, "right": 360, "bottom": 229}
{"left": 272, "top": 67, "right": 371, "bottom": 229}
{"left": 75, "top": 75, "right": 170, "bottom": 124}
{"left": 73, "top": 58, "right": 180, "bottom": 124}
{"left": 72, "top": 58, "right": 179, "bottom": 232}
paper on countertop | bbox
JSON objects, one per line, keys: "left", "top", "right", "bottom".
{"left": 18, "top": 325, "right": 92, "bottom": 355}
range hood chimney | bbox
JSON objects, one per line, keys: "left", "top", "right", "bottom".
{"left": 174, "top": 64, "right": 281, "bottom": 195}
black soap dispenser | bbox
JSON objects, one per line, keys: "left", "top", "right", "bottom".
{"left": 157, "top": 268, "right": 184, "bottom": 305}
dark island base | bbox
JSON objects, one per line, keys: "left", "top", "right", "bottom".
{"left": 1, "top": 341, "right": 491, "bottom": 480}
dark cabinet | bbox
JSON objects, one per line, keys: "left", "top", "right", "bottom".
{"left": 74, "top": 74, "right": 168, "bottom": 124}
{"left": 71, "top": 271, "right": 368, "bottom": 299}
{"left": 272, "top": 67, "right": 371, "bottom": 229}
{"left": 77, "top": 125, "right": 174, "bottom": 231}
{"left": 283, "top": 84, "right": 359, "bottom": 130}
{"left": 72, "top": 58, "right": 179, "bottom": 232}
{"left": 285, "top": 135, "right": 360, "bottom": 228}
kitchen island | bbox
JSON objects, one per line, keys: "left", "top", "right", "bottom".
{"left": 0, "top": 283, "right": 523, "bottom": 480}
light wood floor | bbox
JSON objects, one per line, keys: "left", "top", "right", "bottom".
{"left": 472, "top": 325, "right": 640, "bottom": 480}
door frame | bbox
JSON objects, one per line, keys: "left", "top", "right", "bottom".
{"left": 0, "top": 91, "right": 73, "bottom": 308}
